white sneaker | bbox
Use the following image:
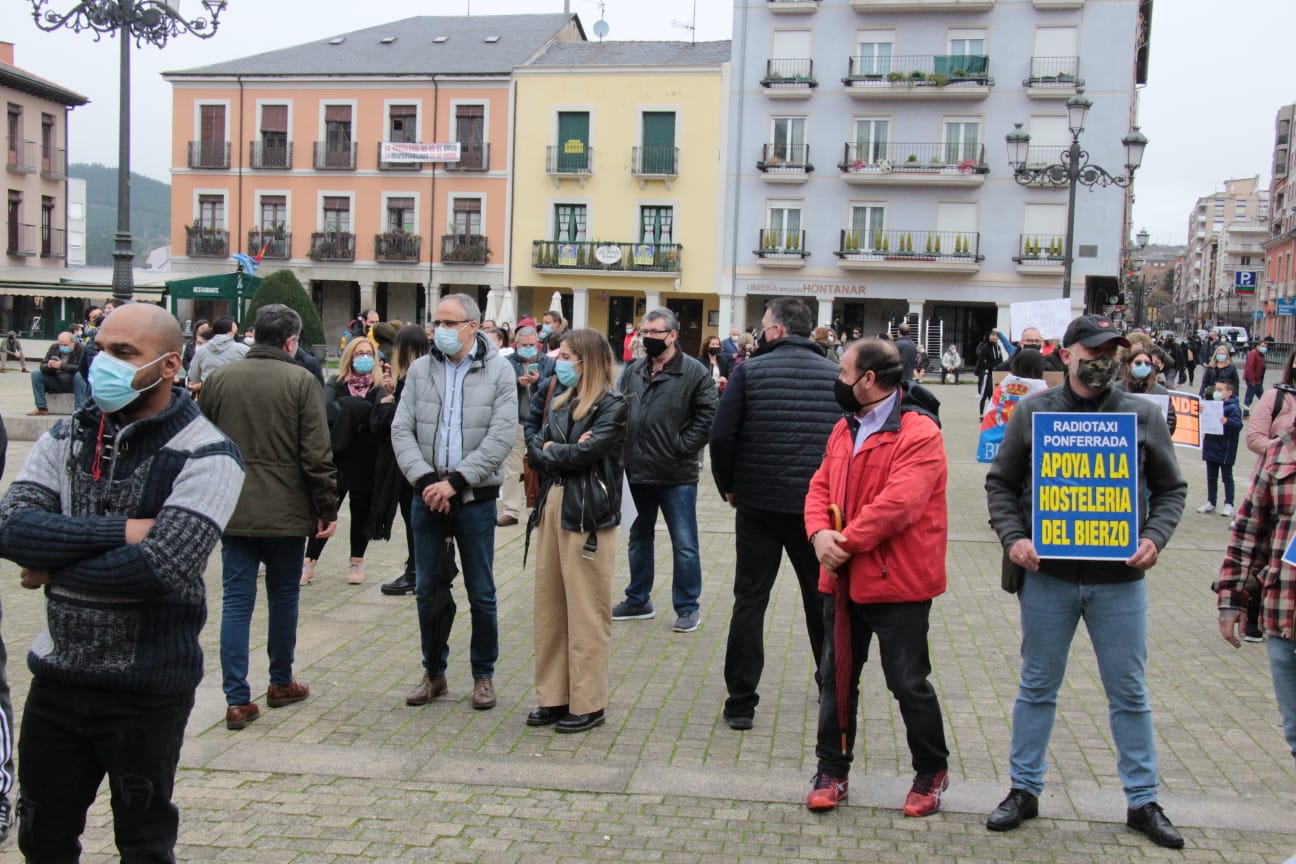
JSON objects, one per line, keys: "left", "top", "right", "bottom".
{"left": 1196, "top": 502, "right": 1215, "bottom": 514}
{"left": 1221, "top": 503, "right": 1234, "bottom": 517}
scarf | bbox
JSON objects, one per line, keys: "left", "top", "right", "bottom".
{"left": 346, "top": 373, "right": 372, "bottom": 397}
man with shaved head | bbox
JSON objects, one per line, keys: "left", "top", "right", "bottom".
{"left": 0, "top": 301, "right": 245, "bottom": 860}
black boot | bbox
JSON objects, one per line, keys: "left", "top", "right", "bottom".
{"left": 381, "top": 565, "right": 416, "bottom": 596}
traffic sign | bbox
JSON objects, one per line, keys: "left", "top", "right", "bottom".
{"left": 1252, "top": 310, "right": 1265, "bottom": 319}
{"left": 1278, "top": 298, "right": 1296, "bottom": 317}
{"left": 1234, "top": 271, "right": 1259, "bottom": 292}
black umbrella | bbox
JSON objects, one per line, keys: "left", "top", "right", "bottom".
{"left": 829, "top": 503, "right": 849, "bottom": 757}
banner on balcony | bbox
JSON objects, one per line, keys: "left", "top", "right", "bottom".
{"left": 632, "top": 244, "right": 655, "bottom": 266}
{"left": 380, "top": 142, "right": 461, "bottom": 163}
{"left": 558, "top": 244, "right": 578, "bottom": 266}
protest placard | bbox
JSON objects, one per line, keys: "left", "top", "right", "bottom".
{"left": 1200, "top": 398, "right": 1225, "bottom": 444}
{"left": 1129, "top": 393, "right": 1170, "bottom": 421}
{"left": 1032, "top": 412, "right": 1139, "bottom": 561}
{"left": 1009, "top": 298, "right": 1073, "bottom": 342}
{"left": 1169, "top": 390, "right": 1201, "bottom": 449}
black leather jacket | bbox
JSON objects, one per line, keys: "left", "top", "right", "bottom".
{"left": 526, "top": 387, "right": 628, "bottom": 532}
{"left": 618, "top": 349, "right": 718, "bottom": 485}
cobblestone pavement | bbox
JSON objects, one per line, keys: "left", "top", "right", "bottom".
{"left": 0, "top": 371, "right": 1293, "bottom": 862}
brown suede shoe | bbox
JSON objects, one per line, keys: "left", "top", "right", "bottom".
{"left": 266, "top": 680, "right": 309, "bottom": 708}
{"left": 405, "top": 673, "right": 448, "bottom": 706}
{"left": 472, "top": 677, "right": 496, "bottom": 710}
{"left": 225, "top": 703, "right": 260, "bottom": 730}
{"left": 25, "top": 408, "right": 47, "bottom": 416}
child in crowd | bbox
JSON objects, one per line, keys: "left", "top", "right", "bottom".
{"left": 1198, "top": 378, "right": 1243, "bottom": 517}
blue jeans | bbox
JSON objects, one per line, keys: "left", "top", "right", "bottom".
{"left": 1244, "top": 381, "right": 1264, "bottom": 408}
{"left": 219, "top": 535, "right": 306, "bottom": 706}
{"left": 1269, "top": 635, "right": 1296, "bottom": 763}
{"left": 626, "top": 483, "right": 702, "bottom": 615}
{"left": 1010, "top": 573, "right": 1159, "bottom": 808}
{"left": 31, "top": 370, "right": 87, "bottom": 410}
{"left": 411, "top": 496, "right": 498, "bottom": 679}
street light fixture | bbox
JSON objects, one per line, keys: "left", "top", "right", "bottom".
{"left": 1127, "top": 226, "right": 1150, "bottom": 329}
{"left": 1005, "top": 92, "right": 1148, "bottom": 300}
{"left": 29, "top": 1, "right": 228, "bottom": 302}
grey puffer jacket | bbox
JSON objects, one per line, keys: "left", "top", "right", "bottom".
{"left": 391, "top": 332, "right": 517, "bottom": 503}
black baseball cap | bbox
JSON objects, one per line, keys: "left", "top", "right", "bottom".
{"left": 1063, "top": 314, "right": 1130, "bottom": 349}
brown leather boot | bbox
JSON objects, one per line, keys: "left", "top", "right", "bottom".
{"left": 472, "top": 677, "right": 496, "bottom": 710}
{"left": 405, "top": 673, "right": 448, "bottom": 706}
{"left": 225, "top": 703, "right": 260, "bottom": 730}
{"left": 266, "top": 680, "right": 309, "bottom": 707}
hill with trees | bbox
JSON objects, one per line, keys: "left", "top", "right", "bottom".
{"left": 69, "top": 163, "right": 171, "bottom": 267}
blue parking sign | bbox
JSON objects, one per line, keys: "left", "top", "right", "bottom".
{"left": 1234, "top": 271, "right": 1258, "bottom": 289}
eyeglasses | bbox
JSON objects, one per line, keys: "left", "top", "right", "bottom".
{"left": 431, "top": 320, "right": 469, "bottom": 328}
{"left": 639, "top": 329, "right": 669, "bottom": 337}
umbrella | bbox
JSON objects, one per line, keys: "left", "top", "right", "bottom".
{"left": 484, "top": 288, "right": 502, "bottom": 323}
{"left": 829, "top": 503, "right": 850, "bottom": 756}
{"left": 549, "top": 291, "right": 564, "bottom": 317}
{"left": 497, "top": 288, "right": 517, "bottom": 330}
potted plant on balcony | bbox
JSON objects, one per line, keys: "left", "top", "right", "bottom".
{"left": 886, "top": 70, "right": 906, "bottom": 84}
{"left": 932, "top": 73, "right": 950, "bottom": 88}
{"left": 909, "top": 70, "right": 927, "bottom": 86}
{"left": 957, "top": 158, "right": 978, "bottom": 174}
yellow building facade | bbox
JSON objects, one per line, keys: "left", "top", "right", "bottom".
{"left": 509, "top": 41, "right": 730, "bottom": 356}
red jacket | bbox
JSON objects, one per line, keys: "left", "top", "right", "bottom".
{"left": 1244, "top": 348, "right": 1266, "bottom": 385}
{"left": 804, "top": 389, "right": 948, "bottom": 604}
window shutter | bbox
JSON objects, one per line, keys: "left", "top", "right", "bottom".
{"left": 260, "top": 105, "right": 288, "bottom": 133}
{"left": 324, "top": 105, "right": 351, "bottom": 123}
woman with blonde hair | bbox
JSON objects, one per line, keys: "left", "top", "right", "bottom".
{"left": 302, "top": 336, "right": 392, "bottom": 585}
{"left": 523, "top": 328, "right": 628, "bottom": 733}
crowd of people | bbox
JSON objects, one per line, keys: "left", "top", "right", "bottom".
{"left": 0, "top": 296, "right": 1292, "bottom": 861}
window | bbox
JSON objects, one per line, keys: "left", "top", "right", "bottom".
{"left": 853, "top": 118, "right": 889, "bottom": 163}
{"left": 640, "top": 206, "right": 674, "bottom": 244}
{"left": 198, "top": 104, "right": 226, "bottom": 166}
{"left": 1031, "top": 27, "right": 1077, "bottom": 78}
{"left": 197, "top": 194, "right": 224, "bottom": 229}
{"left": 767, "top": 203, "right": 802, "bottom": 249}
{"left": 854, "top": 32, "right": 894, "bottom": 76}
{"left": 1023, "top": 202, "right": 1066, "bottom": 254}
{"left": 948, "top": 30, "right": 986, "bottom": 57}
{"left": 260, "top": 105, "right": 289, "bottom": 167}
{"left": 937, "top": 201, "right": 978, "bottom": 250}
{"left": 770, "top": 30, "right": 812, "bottom": 79}
{"left": 455, "top": 104, "right": 486, "bottom": 169}
{"left": 850, "top": 204, "right": 885, "bottom": 250}
{"left": 324, "top": 105, "right": 353, "bottom": 167}
{"left": 69, "top": 201, "right": 82, "bottom": 221}
{"left": 1241, "top": 255, "right": 1253, "bottom": 267}
{"left": 640, "top": 112, "right": 677, "bottom": 174}
{"left": 554, "top": 204, "right": 587, "bottom": 242}
{"left": 388, "top": 105, "right": 417, "bottom": 143}
{"left": 1235, "top": 200, "right": 1248, "bottom": 219}
{"left": 555, "top": 112, "right": 590, "bottom": 172}
{"left": 386, "top": 196, "right": 415, "bottom": 232}
{"left": 943, "top": 120, "right": 980, "bottom": 163}
{"left": 770, "top": 117, "right": 807, "bottom": 164}
{"left": 6, "top": 104, "right": 19, "bottom": 165}
{"left": 40, "top": 195, "right": 53, "bottom": 256}
{"left": 40, "top": 113, "right": 54, "bottom": 162}
{"left": 7, "top": 190, "right": 20, "bottom": 253}
{"left": 453, "top": 197, "right": 482, "bottom": 235}
{"left": 259, "top": 195, "right": 287, "bottom": 231}
{"left": 323, "top": 196, "right": 351, "bottom": 233}
{"left": 1027, "top": 116, "right": 1068, "bottom": 165}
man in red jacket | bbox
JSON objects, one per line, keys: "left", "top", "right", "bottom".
{"left": 802, "top": 337, "right": 950, "bottom": 818}
{"left": 1242, "top": 336, "right": 1273, "bottom": 416}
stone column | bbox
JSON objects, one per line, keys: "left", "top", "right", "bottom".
{"left": 817, "top": 297, "right": 834, "bottom": 327}
{"left": 570, "top": 287, "right": 589, "bottom": 330}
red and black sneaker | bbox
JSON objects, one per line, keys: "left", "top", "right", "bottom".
{"left": 903, "top": 769, "right": 950, "bottom": 818}
{"left": 805, "top": 772, "right": 849, "bottom": 811}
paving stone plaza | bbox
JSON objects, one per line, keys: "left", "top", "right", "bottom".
{"left": 0, "top": 371, "right": 1293, "bottom": 863}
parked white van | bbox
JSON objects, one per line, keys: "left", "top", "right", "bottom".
{"left": 1210, "top": 325, "right": 1249, "bottom": 348}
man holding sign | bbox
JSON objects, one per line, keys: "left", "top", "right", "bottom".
{"left": 984, "top": 314, "right": 1187, "bottom": 849}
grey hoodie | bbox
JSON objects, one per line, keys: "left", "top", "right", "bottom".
{"left": 188, "top": 332, "right": 250, "bottom": 384}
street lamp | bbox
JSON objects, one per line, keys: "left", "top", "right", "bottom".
{"left": 1005, "top": 93, "right": 1148, "bottom": 300}
{"left": 30, "top": 1, "right": 228, "bottom": 302}
{"left": 1127, "top": 227, "right": 1149, "bottom": 329}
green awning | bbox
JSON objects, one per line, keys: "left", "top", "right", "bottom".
{"left": 164, "top": 271, "right": 261, "bottom": 302}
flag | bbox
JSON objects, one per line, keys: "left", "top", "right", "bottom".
{"left": 232, "top": 242, "right": 270, "bottom": 275}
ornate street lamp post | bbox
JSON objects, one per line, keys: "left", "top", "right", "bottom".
{"left": 1129, "top": 226, "right": 1149, "bottom": 329}
{"left": 29, "top": 1, "right": 227, "bottom": 302}
{"left": 1005, "top": 93, "right": 1148, "bottom": 301}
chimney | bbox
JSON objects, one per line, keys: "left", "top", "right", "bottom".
{"left": 0, "top": 43, "right": 14, "bottom": 67}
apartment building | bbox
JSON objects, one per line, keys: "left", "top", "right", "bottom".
{"left": 1261, "top": 104, "right": 1296, "bottom": 341}
{"left": 164, "top": 14, "right": 583, "bottom": 334}
{"left": 0, "top": 40, "right": 87, "bottom": 335}
{"left": 721, "top": 0, "right": 1151, "bottom": 358}
{"left": 1175, "top": 176, "right": 1269, "bottom": 333}
{"left": 509, "top": 40, "right": 730, "bottom": 356}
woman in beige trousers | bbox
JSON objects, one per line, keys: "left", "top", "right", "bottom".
{"left": 523, "top": 328, "right": 627, "bottom": 733}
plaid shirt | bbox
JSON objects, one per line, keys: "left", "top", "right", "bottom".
{"left": 1217, "top": 428, "right": 1296, "bottom": 640}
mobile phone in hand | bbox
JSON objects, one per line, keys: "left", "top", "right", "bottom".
{"left": 528, "top": 363, "right": 539, "bottom": 375}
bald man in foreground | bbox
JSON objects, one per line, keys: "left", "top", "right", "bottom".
{"left": 0, "top": 302, "right": 245, "bottom": 861}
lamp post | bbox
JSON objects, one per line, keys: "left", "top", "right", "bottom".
{"left": 29, "top": 1, "right": 228, "bottom": 302}
{"left": 1128, "top": 226, "right": 1149, "bottom": 328}
{"left": 1005, "top": 93, "right": 1148, "bottom": 301}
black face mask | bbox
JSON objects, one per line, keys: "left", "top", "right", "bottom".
{"left": 707, "top": 346, "right": 720, "bottom": 356}
{"left": 834, "top": 378, "right": 863, "bottom": 413}
{"left": 642, "top": 336, "right": 669, "bottom": 358}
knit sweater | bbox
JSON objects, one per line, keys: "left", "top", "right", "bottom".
{"left": 0, "top": 390, "right": 245, "bottom": 695}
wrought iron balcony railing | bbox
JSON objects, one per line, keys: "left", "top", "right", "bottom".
{"left": 249, "top": 140, "right": 293, "bottom": 169}
{"left": 443, "top": 144, "right": 490, "bottom": 172}
{"left": 532, "top": 240, "right": 682, "bottom": 273}
{"left": 313, "top": 142, "right": 357, "bottom": 170}
{"left": 374, "top": 231, "right": 422, "bottom": 262}
{"left": 545, "top": 144, "right": 593, "bottom": 175}
{"left": 247, "top": 229, "right": 292, "bottom": 260}
{"left": 6, "top": 139, "right": 37, "bottom": 173}
{"left": 41, "top": 147, "right": 67, "bottom": 179}
{"left": 838, "top": 141, "right": 987, "bottom": 173}
{"left": 632, "top": 145, "right": 679, "bottom": 177}
{"left": 184, "top": 225, "right": 229, "bottom": 258}
{"left": 761, "top": 58, "right": 817, "bottom": 88}
{"left": 1024, "top": 56, "right": 1082, "bottom": 88}
{"left": 187, "top": 140, "right": 231, "bottom": 169}
{"left": 309, "top": 231, "right": 356, "bottom": 261}
{"left": 441, "top": 234, "right": 490, "bottom": 264}
{"left": 843, "top": 54, "right": 991, "bottom": 86}
{"left": 1012, "top": 233, "right": 1067, "bottom": 263}
{"left": 755, "top": 228, "right": 809, "bottom": 258}
{"left": 41, "top": 227, "right": 65, "bottom": 259}
{"left": 6, "top": 223, "right": 37, "bottom": 256}
{"left": 835, "top": 228, "right": 982, "bottom": 261}
{"left": 757, "top": 143, "right": 813, "bottom": 172}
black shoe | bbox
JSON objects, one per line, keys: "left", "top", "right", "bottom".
{"left": 986, "top": 788, "right": 1039, "bottom": 832}
{"left": 722, "top": 710, "right": 753, "bottom": 731}
{"left": 526, "top": 705, "right": 569, "bottom": 727}
{"left": 556, "top": 709, "right": 605, "bottom": 733}
{"left": 380, "top": 571, "right": 416, "bottom": 596}
{"left": 1126, "top": 802, "right": 1184, "bottom": 849}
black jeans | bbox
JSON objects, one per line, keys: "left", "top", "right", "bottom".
{"left": 724, "top": 506, "right": 824, "bottom": 718}
{"left": 815, "top": 598, "right": 949, "bottom": 777}
{"left": 18, "top": 678, "right": 193, "bottom": 863}
{"left": 0, "top": 594, "right": 14, "bottom": 804}
{"left": 306, "top": 485, "right": 372, "bottom": 560}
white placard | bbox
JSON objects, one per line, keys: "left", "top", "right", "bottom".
{"left": 1130, "top": 393, "right": 1170, "bottom": 421}
{"left": 380, "top": 142, "right": 461, "bottom": 163}
{"left": 1200, "top": 398, "right": 1225, "bottom": 442}
{"left": 1010, "top": 298, "right": 1073, "bottom": 342}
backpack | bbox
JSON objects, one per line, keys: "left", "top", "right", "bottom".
{"left": 1272, "top": 384, "right": 1296, "bottom": 425}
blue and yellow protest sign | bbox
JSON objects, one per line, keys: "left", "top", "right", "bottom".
{"left": 1031, "top": 412, "right": 1139, "bottom": 561}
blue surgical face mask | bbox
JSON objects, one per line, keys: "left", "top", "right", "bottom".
{"left": 90, "top": 351, "right": 169, "bottom": 413}
{"left": 434, "top": 326, "right": 464, "bottom": 355}
{"left": 1260, "top": 345, "right": 1269, "bottom": 354}
{"left": 351, "top": 355, "right": 375, "bottom": 375}
{"left": 540, "top": 323, "right": 553, "bottom": 336}
{"left": 1130, "top": 362, "right": 1153, "bottom": 380}
{"left": 555, "top": 359, "right": 580, "bottom": 388}
{"left": 58, "top": 345, "right": 72, "bottom": 354}
{"left": 516, "top": 345, "right": 538, "bottom": 360}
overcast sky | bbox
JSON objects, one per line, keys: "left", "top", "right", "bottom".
{"left": 2, "top": 0, "right": 1291, "bottom": 247}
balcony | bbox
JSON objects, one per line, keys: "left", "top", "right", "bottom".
{"left": 756, "top": 143, "right": 813, "bottom": 183}
{"left": 761, "top": 59, "right": 817, "bottom": 99}
{"left": 313, "top": 142, "right": 357, "bottom": 170}
{"left": 835, "top": 229, "right": 982, "bottom": 273}
{"left": 374, "top": 231, "right": 422, "bottom": 262}
{"left": 545, "top": 144, "right": 593, "bottom": 187}
{"left": 377, "top": 142, "right": 423, "bottom": 171}
{"left": 441, "top": 233, "right": 490, "bottom": 264}
{"left": 41, "top": 148, "right": 67, "bottom": 180}
{"left": 838, "top": 141, "right": 987, "bottom": 186}
{"left": 6, "top": 139, "right": 36, "bottom": 174}
{"left": 41, "top": 227, "right": 66, "bottom": 259}
{"left": 851, "top": 0, "right": 994, "bottom": 9}
{"left": 1280, "top": 132, "right": 1290, "bottom": 146}
{"left": 187, "top": 140, "right": 230, "bottom": 170}
{"left": 1024, "top": 57, "right": 1081, "bottom": 98}
{"left": 1033, "top": 0, "right": 1083, "bottom": 7}
{"left": 631, "top": 145, "right": 679, "bottom": 188}
{"left": 6, "top": 223, "right": 37, "bottom": 257}
{"left": 249, "top": 140, "right": 293, "bottom": 169}
{"left": 755, "top": 229, "right": 809, "bottom": 268}
{"left": 443, "top": 143, "right": 490, "bottom": 172}
{"left": 1012, "top": 233, "right": 1066, "bottom": 274}
{"left": 843, "top": 55, "right": 992, "bottom": 100}
{"left": 247, "top": 228, "right": 292, "bottom": 260}
{"left": 767, "top": 0, "right": 820, "bottom": 12}
{"left": 532, "top": 240, "right": 681, "bottom": 276}
{"left": 309, "top": 231, "right": 356, "bottom": 261}
{"left": 184, "top": 225, "right": 229, "bottom": 258}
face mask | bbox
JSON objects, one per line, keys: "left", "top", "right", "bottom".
{"left": 1130, "top": 362, "right": 1153, "bottom": 380}
{"left": 555, "top": 359, "right": 580, "bottom": 387}
{"left": 626, "top": 326, "right": 635, "bottom": 334}
{"left": 1216, "top": 353, "right": 1228, "bottom": 363}
{"left": 834, "top": 378, "right": 862, "bottom": 413}
{"left": 90, "top": 351, "right": 169, "bottom": 413}
{"left": 642, "top": 336, "right": 669, "bottom": 358}
{"left": 1074, "top": 354, "right": 1119, "bottom": 392}
{"left": 707, "top": 346, "right": 720, "bottom": 356}
{"left": 1260, "top": 346, "right": 1268, "bottom": 354}
{"left": 540, "top": 324, "right": 553, "bottom": 336}
{"left": 58, "top": 345, "right": 71, "bottom": 354}
{"left": 516, "top": 345, "right": 538, "bottom": 360}
{"left": 435, "top": 326, "right": 464, "bottom": 355}
{"left": 1213, "top": 390, "right": 1226, "bottom": 400}
{"left": 352, "top": 355, "right": 375, "bottom": 375}
{"left": 244, "top": 336, "right": 255, "bottom": 345}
